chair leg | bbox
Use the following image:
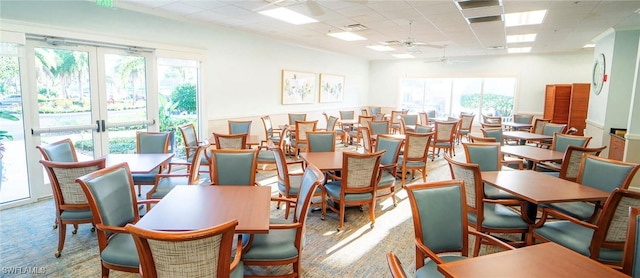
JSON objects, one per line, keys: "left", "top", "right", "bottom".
{"left": 56, "top": 222, "right": 66, "bottom": 258}
{"left": 284, "top": 202, "right": 291, "bottom": 220}
{"left": 473, "top": 235, "right": 482, "bottom": 257}
{"left": 369, "top": 202, "right": 376, "bottom": 228}
{"left": 338, "top": 203, "right": 345, "bottom": 231}
{"left": 137, "top": 184, "right": 142, "bottom": 196}
{"left": 101, "top": 265, "right": 110, "bottom": 278}
{"left": 321, "top": 192, "right": 327, "bottom": 220}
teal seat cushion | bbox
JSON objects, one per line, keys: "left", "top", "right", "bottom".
{"left": 397, "top": 156, "right": 426, "bottom": 168}
{"left": 132, "top": 168, "right": 160, "bottom": 183}
{"left": 187, "top": 154, "right": 210, "bottom": 165}
{"left": 60, "top": 209, "right": 93, "bottom": 221}
{"left": 231, "top": 261, "right": 244, "bottom": 278}
{"left": 324, "top": 181, "right": 373, "bottom": 202}
{"left": 540, "top": 202, "right": 596, "bottom": 221}
{"left": 416, "top": 255, "right": 466, "bottom": 278}
{"left": 257, "top": 150, "right": 275, "bottom": 162}
{"left": 101, "top": 233, "right": 139, "bottom": 268}
{"left": 484, "top": 183, "right": 518, "bottom": 200}
{"left": 242, "top": 227, "right": 298, "bottom": 261}
{"left": 534, "top": 221, "right": 623, "bottom": 263}
{"left": 150, "top": 178, "right": 188, "bottom": 199}
{"left": 277, "top": 175, "right": 303, "bottom": 196}
{"left": 467, "top": 204, "right": 528, "bottom": 229}
{"left": 377, "top": 171, "right": 396, "bottom": 187}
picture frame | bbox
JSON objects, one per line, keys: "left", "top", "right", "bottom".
{"left": 319, "top": 73, "right": 344, "bottom": 103}
{"left": 281, "top": 70, "right": 316, "bottom": 104}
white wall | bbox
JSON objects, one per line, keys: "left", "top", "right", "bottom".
{"left": 369, "top": 52, "right": 594, "bottom": 115}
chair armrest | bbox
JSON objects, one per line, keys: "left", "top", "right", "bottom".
{"left": 535, "top": 207, "right": 599, "bottom": 230}
{"left": 137, "top": 199, "right": 161, "bottom": 206}
{"left": 469, "top": 230, "right": 516, "bottom": 251}
{"left": 415, "top": 240, "right": 445, "bottom": 265}
{"left": 268, "top": 222, "right": 302, "bottom": 230}
{"left": 96, "top": 223, "right": 129, "bottom": 234}
{"left": 271, "top": 196, "right": 296, "bottom": 204}
{"left": 287, "top": 160, "right": 304, "bottom": 167}
{"left": 230, "top": 235, "right": 243, "bottom": 273}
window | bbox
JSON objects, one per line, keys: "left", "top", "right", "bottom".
{"left": 399, "top": 77, "right": 516, "bottom": 121}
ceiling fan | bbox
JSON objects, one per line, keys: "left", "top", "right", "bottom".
{"left": 424, "top": 45, "right": 468, "bottom": 64}
{"left": 381, "top": 20, "right": 443, "bottom": 50}
{"left": 254, "top": 0, "right": 324, "bottom": 16}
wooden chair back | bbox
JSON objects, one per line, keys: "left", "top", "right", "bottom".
{"left": 358, "top": 127, "right": 373, "bottom": 153}
{"left": 559, "top": 145, "right": 607, "bottom": 182}
{"left": 178, "top": 123, "right": 200, "bottom": 162}
{"left": 513, "top": 114, "right": 534, "bottom": 124}
{"left": 37, "top": 138, "right": 79, "bottom": 162}
{"left": 468, "top": 134, "right": 496, "bottom": 143}
{"left": 288, "top": 113, "right": 307, "bottom": 125}
{"left": 360, "top": 108, "right": 368, "bottom": 116}
{"left": 307, "top": 131, "right": 336, "bottom": 152}
{"left": 228, "top": 120, "right": 252, "bottom": 135}
{"left": 136, "top": 131, "right": 171, "bottom": 154}
{"left": 463, "top": 142, "right": 502, "bottom": 171}
{"left": 532, "top": 118, "right": 551, "bottom": 134}
{"left": 213, "top": 132, "right": 247, "bottom": 149}
{"left": 551, "top": 132, "right": 591, "bottom": 153}
{"left": 209, "top": 149, "right": 258, "bottom": 186}
{"left": 576, "top": 154, "right": 640, "bottom": 193}
{"left": 622, "top": 207, "right": 640, "bottom": 276}
{"left": 125, "top": 219, "right": 241, "bottom": 278}
{"left": 339, "top": 110, "right": 354, "bottom": 120}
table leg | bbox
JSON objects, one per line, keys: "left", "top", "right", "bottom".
{"left": 524, "top": 202, "right": 537, "bottom": 224}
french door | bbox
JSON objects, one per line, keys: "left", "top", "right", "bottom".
{"left": 28, "top": 40, "right": 157, "bottom": 160}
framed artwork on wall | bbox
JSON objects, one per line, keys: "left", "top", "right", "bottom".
{"left": 319, "top": 73, "right": 344, "bottom": 103}
{"left": 281, "top": 70, "right": 316, "bottom": 104}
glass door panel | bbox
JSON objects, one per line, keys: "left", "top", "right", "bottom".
{"left": 34, "top": 46, "right": 96, "bottom": 160}
{"left": 0, "top": 52, "right": 29, "bottom": 203}
{"left": 102, "top": 52, "right": 149, "bottom": 154}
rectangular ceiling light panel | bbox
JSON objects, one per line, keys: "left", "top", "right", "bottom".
{"left": 259, "top": 7, "right": 318, "bottom": 25}
{"left": 327, "top": 32, "right": 367, "bottom": 41}
{"left": 367, "top": 45, "right": 395, "bottom": 52}
{"left": 392, "top": 53, "right": 415, "bottom": 59}
{"left": 505, "top": 10, "right": 547, "bottom": 27}
{"left": 456, "top": 0, "right": 502, "bottom": 10}
{"left": 507, "top": 47, "right": 532, "bottom": 53}
{"left": 467, "top": 15, "right": 503, "bottom": 24}
{"left": 506, "top": 33, "right": 537, "bottom": 43}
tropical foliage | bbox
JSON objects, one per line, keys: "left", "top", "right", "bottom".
{"left": 460, "top": 94, "right": 514, "bottom": 117}
{"left": 171, "top": 83, "right": 196, "bottom": 114}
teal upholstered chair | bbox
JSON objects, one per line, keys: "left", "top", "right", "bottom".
{"left": 260, "top": 115, "right": 282, "bottom": 146}
{"left": 36, "top": 138, "right": 78, "bottom": 162}
{"left": 622, "top": 207, "right": 640, "bottom": 277}
{"left": 550, "top": 132, "right": 591, "bottom": 153}
{"left": 39, "top": 158, "right": 106, "bottom": 258}
{"left": 404, "top": 180, "right": 515, "bottom": 277}
{"left": 444, "top": 154, "right": 528, "bottom": 254}
{"left": 37, "top": 138, "right": 81, "bottom": 229}
{"left": 291, "top": 120, "right": 317, "bottom": 157}
{"left": 542, "top": 154, "right": 640, "bottom": 222}
{"left": 370, "top": 107, "right": 381, "bottom": 115}
{"left": 414, "top": 124, "right": 433, "bottom": 134}
{"left": 132, "top": 131, "right": 171, "bottom": 195}
{"left": 480, "top": 128, "right": 505, "bottom": 145}
{"left": 213, "top": 132, "right": 247, "bottom": 149}
{"left": 178, "top": 123, "right": 210, "bottom": 174}
{"left": 76, "top": 162, "right": 159, "bottom": 277}
{"left": 398, "top": 132, "right": 432, "bottom": 187}
{"left": 375, "top": 134, "right": 404, "bottom": 206}
{"left": 537, "top": 145, "right": 606, "bottom": 179}
{"left": 307, "top": 131, "right": 336, "bottom": 152}
{"left": 288, "top": 113, "right": 307, "bottom": 125}
{"left": 347, "top": 115, "right": 374, "bottom": 150}
{"left": 531, "top": 188, "right": 640, "bottom": 267}
{"left": 463, "top": 143, "right": 519, "bottom": 200}
{"left": 368, "top": 120, "right": 390, "bottom": 136}
{"left": 542, "top": 123, "right": 567, "bottom": 136}
{"left": 513, "top": 114, "right": 534, "bottom": 125}
{"left": 228, "top": 120, "right": 252, "bottom": 135}
{"left": 531, "top": 118, "right": 551, "bottom": 134}
{"left": 400, "top": 114, "right": 418, "bottom": 132}
{"left": 272, "top": 145, "right": 309, "bottom": 219}
{"left": 389, "top": 110, "right": 403, "bottom": 133}
{"left": 256, "top": 128, "right": 288, "bottom": 172}
{"left": 147, "top": 145, "right": 206, "bottom": 201}
{"left": 358, "top": 127, "right": 373, "bottom": 153}
{"left": 339, "top": 110, "right": 354, "bottom": 120}
{"left": 242, "top": 164, "right": 324, "bottom": 277}
{"left": 456, "top": 113, "right": 475, "bottom": 144}
{"left": 209, "top": 149, "right": 258, "bottom": 186}
{"left": 322, "top": 151, "right": 385, "bottom": 231}
{"left": 324, "top": 114, "right": 346, "bottom": 146}
{"left": 431, "top": 120, "right": 457, "bottom": 160}
{"left": 125, "top": 219, "right": 243, "bottom": 278}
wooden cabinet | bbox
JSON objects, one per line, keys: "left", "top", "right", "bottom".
{"left": 609, "top": 134, "right": 625, "bottom": 161}
{"left": 543, "top": 83, "right": 590, "bottom": 135}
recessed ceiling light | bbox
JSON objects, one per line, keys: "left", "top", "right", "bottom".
{"left": 392, "top": 53, "right": 415, "bottom": 59}
{"left": 506, "top": 33, "right": 537, "bottom": 43}
{"left": 505, "top": 10, "right": 547, "bottom": 27}
{"left": 583, "top": 43, "right": 596, "bottom": 48}
{"left": 367, "top": 45, "right": 395, "bottom": 52}
{"left": 259, "top": 7, "right": 318, "bottom": 25}
{"left": 507, "top": 47, "right": 532, "bottom": 54}
{"left": 327, "top": 32, "right": 367, "bottom": 41}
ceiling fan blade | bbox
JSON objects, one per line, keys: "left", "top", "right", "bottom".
{"left": 253, "top": 0, "right": 286, "bottom": 12}
{"left": 306, "top": 0, "right": 325, "bottom": 16}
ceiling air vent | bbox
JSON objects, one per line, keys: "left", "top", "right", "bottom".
{"left": 456, "top": 0, "right": 501, "bottom": 10}
{"left": 342, "top": 24, "right": 368, "bottom": 32}
{"left": 467, "top": 15, "right": 503, "bottom": 24}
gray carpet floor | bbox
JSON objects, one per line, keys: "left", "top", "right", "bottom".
{"left": 0, "top": 142, "right": 507, "bottom": 277}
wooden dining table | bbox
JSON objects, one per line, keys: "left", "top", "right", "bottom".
{"left": 502, "top": 122, "right": 533, "bottom": 131}
{"left": 501, "top": 145, "right": 564, "bottom": 169}
{"left": 437, "top": 242, "right": 629, "bottom": 278}
{"left": 481, "top": 170, "right": 610, "bottom": 222}
{"left": 135, "top": 185, "right": 271, "bottom": 233}
{"left": 299, "top": 151, "right": 345, "bottom": 171}
{"left": 104, "top": 153, "right": 174, "bottom": 174}
{"left": 503, "top": 131, "right": 553, "bottom": 145}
